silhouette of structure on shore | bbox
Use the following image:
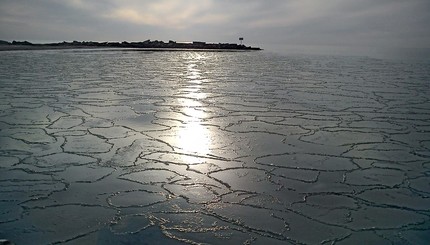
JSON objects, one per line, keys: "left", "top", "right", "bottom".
{"left": 1, "top": 40, "right": 262, "bottom": 51}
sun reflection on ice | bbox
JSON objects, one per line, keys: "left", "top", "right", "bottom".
{"left": 176, "top": 53, "right": 212, "bottom": 164}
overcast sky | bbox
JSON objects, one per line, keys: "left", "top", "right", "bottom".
{"left": 1, "top": 0, "right": 429, "bottom": 56}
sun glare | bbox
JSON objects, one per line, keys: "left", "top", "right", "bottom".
{"left": 176, "top": 53, "right": 212, "bottom": 164}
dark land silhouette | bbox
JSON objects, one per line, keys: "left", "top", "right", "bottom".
{"left": 0, "top": 40, "right": 262, "bottom": 51}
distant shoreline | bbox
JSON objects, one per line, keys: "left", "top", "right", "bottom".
{"left": 0, "top": 40, "right": 262, "bottom": 52}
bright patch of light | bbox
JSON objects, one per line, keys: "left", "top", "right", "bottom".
{"left": 176, "top": 53, "right": 212, "bottom": 164}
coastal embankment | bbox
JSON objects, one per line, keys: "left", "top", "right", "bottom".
{"left": 0, "top": 40, "right": 262, "bottom": 51}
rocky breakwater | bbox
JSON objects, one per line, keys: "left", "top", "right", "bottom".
{"left": 0, "top": 40, "right": 262, "bottom": 51}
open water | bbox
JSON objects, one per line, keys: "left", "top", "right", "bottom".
{"left": 0, "top": 49, "right": 429, "bottom": 244}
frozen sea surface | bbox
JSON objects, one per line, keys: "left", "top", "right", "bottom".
{"left": 0, "top": 50, "right": 429, "bottom": 244}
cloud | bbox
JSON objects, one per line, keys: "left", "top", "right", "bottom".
{"left": 103, "top": 0, "right": 230, "bottom": 29}
{"left": 237, "top": 0, "right": 430, "bottom": 48}
{"left": 0, "top": 0, "right": 429, "bottom": 54}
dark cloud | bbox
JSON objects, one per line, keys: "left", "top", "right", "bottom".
{"left": 1, "top": 0, "right": 429, "bottom": 56}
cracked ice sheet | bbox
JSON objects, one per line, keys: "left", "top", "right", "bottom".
{"left": 0, "top": 50, "right": 429, "bottom": 244}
